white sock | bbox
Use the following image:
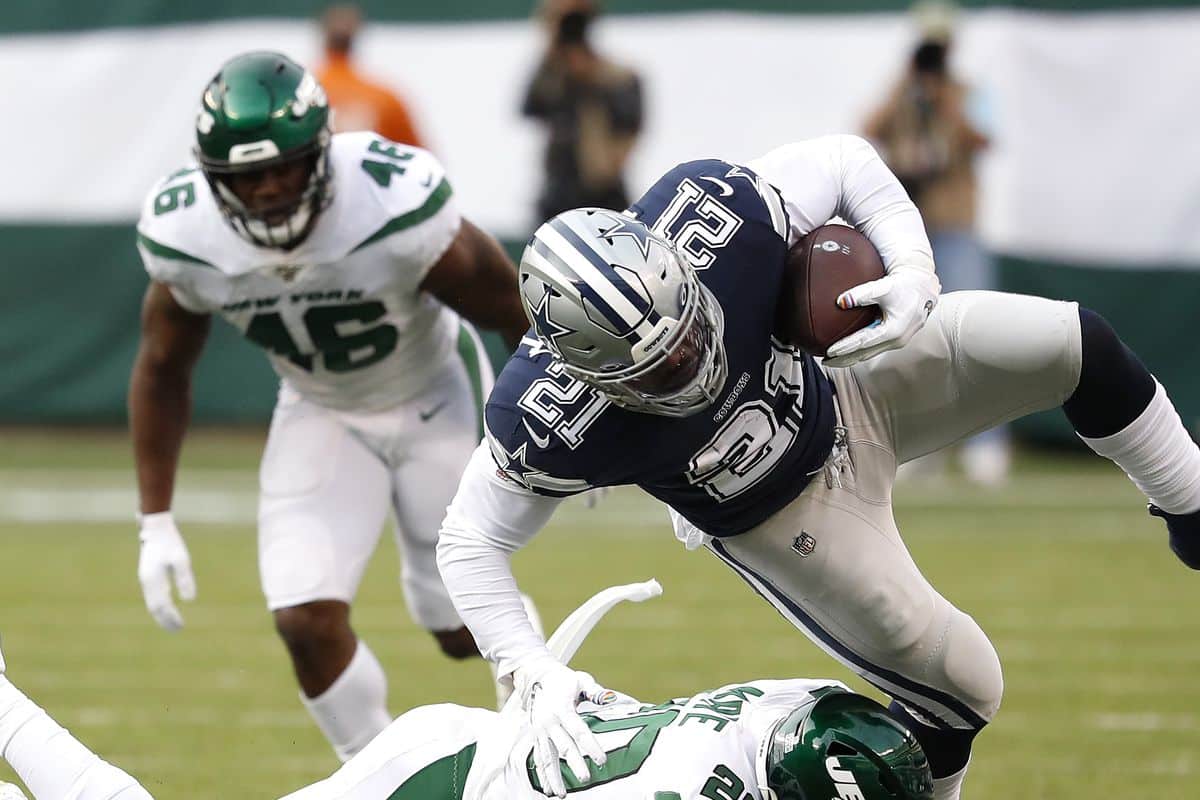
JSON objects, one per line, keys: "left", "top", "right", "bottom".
{"left": 0, "top": 678, "right": 153, "bottom": 800}
{"left": 932, "top": 762, "right": 969, "bottom": 800}
{"left": 300, "top": 640, "right": 392, "bottom": 762}
{"left": 1080, "top": 381, "right": 1200, "bottom": 515}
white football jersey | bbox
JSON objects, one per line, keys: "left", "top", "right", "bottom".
{"left": 480, "top": 678, "right": 846, "bottom": 800}
{"left": 286, "top": 678, "right": 846, "bottom": 800}
{"left": 136, "top": 132, "right": 465, "bottom": 412}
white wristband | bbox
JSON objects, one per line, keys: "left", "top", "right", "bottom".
{"left": 137, "top": 510, "right": 175, "bottom": 530}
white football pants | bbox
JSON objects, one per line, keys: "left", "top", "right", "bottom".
{"left": 258, "top": 324, "right": 494, "bottom": 631}
{"left": 701, "top": 290, "right": 1082, "bottom": 729}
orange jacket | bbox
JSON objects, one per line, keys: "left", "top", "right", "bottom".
{"left": 316, "top": 52, "right": 424, "bottom": 148}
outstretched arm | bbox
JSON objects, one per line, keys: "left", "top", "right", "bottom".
{"left": 437, "top": 443, "right": 609, "bottom": 797}
{"left": 437, "top": 443, "right": 563, "bottom": 676}
{"left": 0, "top": 647, "right": 153, "bottom": 800}
{"left": 127, "top": 282, "right": 210, "bottom": 631}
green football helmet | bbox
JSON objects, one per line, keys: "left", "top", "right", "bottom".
{"left": 757, "top": 689, "right": 934, "bottom": 800}
{"left": 195, "top": 51, "right": 333, "bottom": 249}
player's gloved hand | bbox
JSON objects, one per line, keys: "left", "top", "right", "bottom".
{"left": 514, "top": 655, "right": 609, "bottom": 797}
{"left": 137, "top": 511, "right": 196, "bottom": 631}
{"left": 824, "top": 266, "right": 940, "bottom": 368}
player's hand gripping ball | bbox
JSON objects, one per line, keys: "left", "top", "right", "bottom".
{"left": 775, "top": 224, "right": 885, "bottom": 356}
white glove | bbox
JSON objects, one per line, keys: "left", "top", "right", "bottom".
{"left": 514, "top": 655, "right": 609, "bottom": 797}
{"left": 824, "top": 266, "right": 940, "bottom": 368}
{"left": 137, "top": 511, "right": 196, "bottom": 631}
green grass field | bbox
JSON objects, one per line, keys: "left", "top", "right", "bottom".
{"left": 1, "top": 427, "right": 1197, "bottom": 798}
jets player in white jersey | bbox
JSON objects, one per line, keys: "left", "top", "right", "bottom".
{"left": 0, "top": 583, "right": 934, "bottom": 800}
{"left": 129, "top": 52, "right": 530, "bottom": 761}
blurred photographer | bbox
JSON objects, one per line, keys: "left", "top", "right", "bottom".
{"left": 521, "top": 0, "right": 644, "bottom": 224}
{"left": 864, "top": 2, "right": 1009, "bottom": 485}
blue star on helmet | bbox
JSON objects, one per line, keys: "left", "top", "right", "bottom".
{"left": 603, "top": 216, "right": 657, "bottom": 259}
{"left": 529, "top": 288, "right": 575, "bottom": 349}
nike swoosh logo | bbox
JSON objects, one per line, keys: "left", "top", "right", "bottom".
{"left": 420, "top": 172, "right": 434, "bottom": 188}
{"left": 522, "top": 419, "right": 552, "bottom": 448}
{"left": 418, "top": 400, "right": 448, "bottom": 422}
{"left": 699, "top": 176, "right": 734, "bottom": 197}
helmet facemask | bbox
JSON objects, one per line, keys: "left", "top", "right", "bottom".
{"left": 202, "top": 135, "right": 333, "bottom": 250}
{"left": 521, "top": 208, "right": 729, "bottom": 419}
{"left": 571, "top": 266, "right": 727, "bottom": 417}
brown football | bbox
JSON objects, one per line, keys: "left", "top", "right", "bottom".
{"left": 775, "top": 224, "right": 884, "bottom": 356}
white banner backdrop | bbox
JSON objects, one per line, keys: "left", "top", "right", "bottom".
{"left": 1, "top": 9, "right": 1198, "bottom": 264}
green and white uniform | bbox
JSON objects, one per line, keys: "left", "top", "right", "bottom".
{"left": 136, "top": 132, "right": 493, "bottom": 626}
{"left": 282, "top": 678, "right": 848, "bottom": 800}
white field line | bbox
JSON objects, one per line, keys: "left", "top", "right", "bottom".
{"left": 0, "top": 467, "right": 1143, "bottom": 525}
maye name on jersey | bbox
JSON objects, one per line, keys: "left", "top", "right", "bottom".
{"left": 485, "top": 159, "right": 837, "bottom": 537}
{"left": 135, "top": 131, "right": 464, "bottom": 411}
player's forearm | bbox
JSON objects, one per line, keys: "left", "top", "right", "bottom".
{"left": 830, "top": 135, "right": 935, "bottom": 276}
{"left": 750, "top": 135, "right": 935, "bottom": 277}
{"left": 437, "top": 527, "right": 552, "bottom": 675}
{"left": 436, "top": 444, "right": 563, "bottom": 674}
{"left": 462, "top": 250, "right": 529, "bottom": 349}
{"left": 128, "top": 356, "right": 192, "bottom": 514}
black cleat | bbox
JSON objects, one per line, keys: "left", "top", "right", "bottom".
{"left": 1149, "top": 504, "right": 1200, "bottom": 569}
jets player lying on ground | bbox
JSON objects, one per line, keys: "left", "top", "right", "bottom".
{"left": 0, "top": 582, "right": 935, "bottom": 800}
{"left": 435, "top": 135, "right": 1200, "bottom": 799}
{"left": 129, "top": 52, "right": 531, "bottom": 761}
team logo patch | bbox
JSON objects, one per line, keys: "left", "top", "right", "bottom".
{"left": 791, "top": 531, "right": 817, "bottom": 557}
{"left": 274, "top": 264, "right": 305, "bottom": 282}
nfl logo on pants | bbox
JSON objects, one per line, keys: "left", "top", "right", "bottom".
{"left": 791, "top": 532, "right": 817, "bottom": 557}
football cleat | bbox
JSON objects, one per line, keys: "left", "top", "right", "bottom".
{"left": 1148, "top": 504, "right": 1200, "bottom": 569}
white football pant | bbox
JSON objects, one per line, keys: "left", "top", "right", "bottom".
{"left": 695, "top": 291, "right": 1081, "bottom": 730}
{"left": 258, "top": 323, "right": 494, "bottom": 631}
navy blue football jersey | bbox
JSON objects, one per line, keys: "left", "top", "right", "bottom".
{"left": 486, "top": 159, "right": 836, "bottom": 537}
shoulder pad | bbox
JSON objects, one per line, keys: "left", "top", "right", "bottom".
{"left": 136, "top": 165, "right": 228, "bottom": 274}
{"left": 330, "top": 132, "right": 459, "bottom": 259}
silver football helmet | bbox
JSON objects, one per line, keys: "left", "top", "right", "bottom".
{"left": 519, "top": 208, "right": 728, "bottom": 417}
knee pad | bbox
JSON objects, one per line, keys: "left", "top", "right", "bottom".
{"left": 1064, "top": 308, "right": 1156, "bottom": 437}
{"left": 936, "top": 605, "right": 1004, "bottom": 724}
{"left": 882, "top": 594, "right": 1003, "bottom": 728}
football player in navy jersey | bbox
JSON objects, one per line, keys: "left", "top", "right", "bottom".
{"left": 436, "top": 135, "right": 1200, "bottom": 800}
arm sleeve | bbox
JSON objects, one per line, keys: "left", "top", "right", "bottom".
{"left": 746, "top": 134, "right": 935, "bottom": 275}
{"left": 436, "top": 442, "right": 565, "bottom": 676}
